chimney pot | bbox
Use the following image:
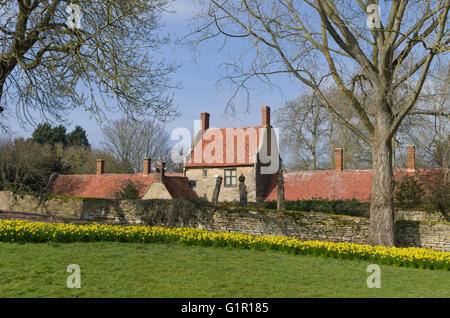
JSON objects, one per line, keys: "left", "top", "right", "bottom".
{"left": 262, "top": 106, "right": 271, "bottom": 126}
{"left": 334, "top": 148, "right": 343, "bottom": 171}
{"left": 143, "top": 158, "right": 151, "bottom": 175}
{"left": 96, "top": 159, "right": 104, "bottom": 175}
{"left": 407, "top": 145, "right": 415, "bottom": 170}
{"left": 201, "top": 112, "right": 210, "bottom": 132}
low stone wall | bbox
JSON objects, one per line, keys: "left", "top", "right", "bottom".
{"left": 0, "top": 191, "right": 139, "bottom": 224}
{"left": 206, "top": 209, "right": 370, "bottom": 244}
{"left": 188, "top": 209, "right": 448, "bottom": 251}
{"left": 395, "top": 210, "right": 449, "bottom": 222}
{"left": 0, "top": 191, "right": 448, "bottom": 251}
{"left": 395, "top": 221, "right": 450, "bottom": 251}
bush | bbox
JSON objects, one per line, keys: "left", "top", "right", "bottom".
{"left": 0, "top": 138, "right": 69, "bottom": 192}
{"left": 114, "top": 180, "right": 142, "bottom": 200}
{"left": 419, "top": 170, "right": 449, "bottom": 214}
{"left": 395, "top": 175, "right": 425, "bottom": 209}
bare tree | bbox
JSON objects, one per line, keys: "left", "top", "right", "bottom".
{"left": 0, "top": 0, "right": 178, "bottom": 128}
{"left": 55, "top": 144, "right": 128, "bottom": 174}
{"left": 394, "top": 65, "right": 449, "bottom": 168}
{"left": 275, "top": 91, "right": 331, "bottom": 170}
{"left": 188, "top": 0, "right": 449, "bottom": 246}
{"left": 0, "top": 137, "right": 68, "bottom": 192}
{"left": 101, "top": 118, "right": 174, "bottom": 173}
{"left": 276, "top": 88, "right": 373, "bottom": 170}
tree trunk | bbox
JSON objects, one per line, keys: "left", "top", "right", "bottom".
{"left": 0, "top": 67, "right": 5, "bottom": 113}
{"left": 0, "top": 58, "right": 16, "bottom": 114}
{"left": 312, "top": 134, "right": 317, "bottom": 170}
{"left": 369, "top": 136, "right": 395, "bottom": 247}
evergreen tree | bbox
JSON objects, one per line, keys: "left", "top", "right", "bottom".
{"left": 32, "top": 123, "right": 67, "bottom": 147}
{"left": 51, "top": 125, "right": 67, "bottom": 146}
{"left": 31, "top": 123, "right": 54, "bottom": 146}
{"left": 67, "top": 126, "right": 91, "bottom": 148}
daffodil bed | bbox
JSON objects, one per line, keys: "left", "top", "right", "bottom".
{"left": 1, "top": 219, "right": 449, "bottom": 271}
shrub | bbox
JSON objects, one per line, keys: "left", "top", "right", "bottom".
{"left": 114, "top": 180, "right": 142, "bottom": 200}
{"left": 419, "top": 170, "right": 449, "bottom": 214}
{"left": 395, "top": 174, "right": 425, "bottom": 209}
{"left": 0, "top": 138, "right": 69, "bottom": 192}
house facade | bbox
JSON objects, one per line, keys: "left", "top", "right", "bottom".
{"left": 183, "top": 106, "right": 280, "bottom": 203}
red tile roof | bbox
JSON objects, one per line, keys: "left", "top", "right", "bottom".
{"left": 47, "top": 173, "right": 197, "bottom": 200}
{"left": 185, "top": 126, "right": 264, "bottom": 167}
{"left": 264, "top": 169, "right": 442, "bottom": 202}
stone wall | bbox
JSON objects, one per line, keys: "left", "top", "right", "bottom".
{"left": 141, "top": 182, "right": 172, "bottom": 200}
{"left": 395, "top": 210, "right": 449, "bottom": 222}
{"left": 0, "top": 191, "right": 140, "bottom": 224}
{"left": 185, "top": 166, "right": 257, "bottom": 202}
{"left": 0, "top": 191, "right": 448, "bottom": 251}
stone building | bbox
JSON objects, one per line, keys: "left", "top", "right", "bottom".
{"left": 46, "top": 105, "right": 440, "bottom": 203}
{"left": 183, "top": 106, "right": 280, "bottom": 203}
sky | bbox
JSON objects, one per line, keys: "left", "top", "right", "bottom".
{"left": 6, "top": 0, "right": 302, "bottom": 148}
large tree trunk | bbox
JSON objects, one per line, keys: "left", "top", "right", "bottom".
{"left": 0, "top": 66, "right": 6, "bottom": 113}
{"left": 369, "top": 134, "right": 395, "bottom": 247}
{"left": 0, "top": 59, "right": 16, "bottom": 114}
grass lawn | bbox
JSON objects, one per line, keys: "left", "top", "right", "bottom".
{"left": 0, "top": 241, "right": 449, "bottom": 298}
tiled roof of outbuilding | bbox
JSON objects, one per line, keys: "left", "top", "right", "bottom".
{"left": 46, "top": 173, "right": 197, "bottom": 200}
{"left": 264, "top": 169, "right": 443, "bottom": 202}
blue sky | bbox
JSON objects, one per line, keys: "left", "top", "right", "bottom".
{"left": 8, "top": 0, "right": 303, "bottom": 147}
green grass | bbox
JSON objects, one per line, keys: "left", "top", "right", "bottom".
{"left": 0, "top": 241, "right": 449, "bottom": 298}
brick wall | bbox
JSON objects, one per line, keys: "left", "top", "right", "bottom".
{"left": 0, "top": 191, "right": 448, "bottom": 251}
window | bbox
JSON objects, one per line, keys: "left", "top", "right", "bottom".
{"left": 189, "top": 181, "right": 197, "bottom": 190}
{"left": 203, "top": 169, "right": 207, "bottom": 178}
{"left": 224, "top": 169, "right": 237, "bottom": 187}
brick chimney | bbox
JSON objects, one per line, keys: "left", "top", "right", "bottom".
{"left": 154, "top": 157, "right": 166, "bottom": 183}
{"left": 262, "top": 106, "right": 271, "bottom": 126}
{"left": 334, "top": 148, "right": 343, "bottom": 171}
{"left": 96, "top": 159, "right": 104, "bottom": 175}
{"left": 143, "top": 158, "right": 151, "bottom": 175}
{"left": 407, "top": 145, "right": 415, "bottom": 171}
{"left": 201, "top": 112, "right": 210, "bottom": 132}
